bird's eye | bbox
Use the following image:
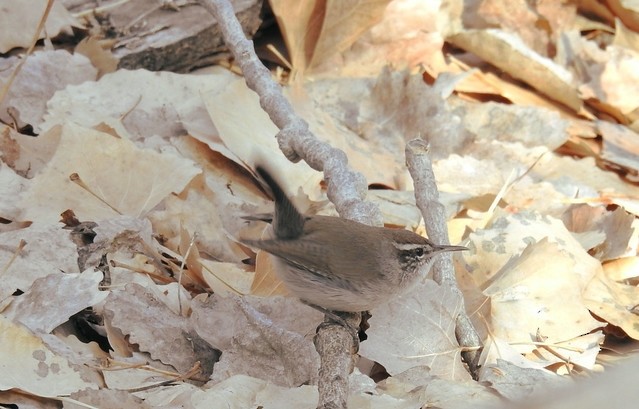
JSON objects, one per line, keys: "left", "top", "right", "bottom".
{"left": 414, "top": 247, "right": 424, "bottom": 257}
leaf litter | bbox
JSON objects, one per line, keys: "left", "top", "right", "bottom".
{"left": 1, "top": 0, "right": 639, "bottom": 408}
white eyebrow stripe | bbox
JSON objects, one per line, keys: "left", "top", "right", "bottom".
{"left": 393, "top": 243, "right": 427, "bottom": 251}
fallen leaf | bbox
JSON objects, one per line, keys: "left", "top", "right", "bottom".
{"left": 447, "top": 29, "right": 582, "bottom": 111}
{"left": 0, "top": 223, "right": 79, "bottom": 301}
{"left": 19, "top": 123, "right": 201, "bottom": 222}
{"left": 3, "top": 268, "right": 107, "bottom": 333}
{"left": 0, "top": 50, "right": 96, "bottom": 131}
{"left": 104, "top": 282, "right": 215, "bottom": 375}
{"left": 361, "top": 280, "right": 470, "bottom": 380}
{"left": 0, "top": 316, "right": 96, "bottom": 397}
{"left": 0, "top": 1, "right": 79, "bottom": 53}
{"left": 191, "top": 293, "right": 321, "bottom": 387}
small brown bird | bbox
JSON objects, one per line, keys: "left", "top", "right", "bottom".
{"left": 243, "top": 166, "right": 466, "bottom": 312}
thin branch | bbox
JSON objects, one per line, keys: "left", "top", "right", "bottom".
{"left": 197, "top": 1, "right": 380, "bottom": 407}
{"left": 405, "top": 139, "right": 482, "bottom": 378}
{"left": 198, "top": 0, "right": 382, "bottom": 226}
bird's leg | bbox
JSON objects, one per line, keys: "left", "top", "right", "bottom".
{"left": 300, "top": 300, "right": 361, "bottom": 352}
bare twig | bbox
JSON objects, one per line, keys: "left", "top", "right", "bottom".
{"left": 405, "top": 139, "right": 482, "bottom": 378}
{"left": 197, "top": 0, "right": 381, "bottom": 226}
{"left": 198, "top": 1, "right": 381, "bottom": 407}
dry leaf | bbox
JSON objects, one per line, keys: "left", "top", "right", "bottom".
{"left": 104, "top": 282, "right": 216, "bottom": 375}
{"left": 42, "top": 67, "right": 233, "bottom": 141}
{"left": 583, "top": 267, "right": 639, "bottom": 340}
{"left": 447, "top": 29, "right": 582, "bottom": 111}
{"left": 270, "top": 0, "right": 393, "bottom": 74}
{"left": 562, "top": 204, "right": 635, "bottom": 261}
{"left": 317, "top": 0, "right": 444, "bottom": 76}
{"left": 137, "top": 374, "right": 318, "bottom": 409}
{"left": 75, "top": 36, "right": 118, "bottom": 77}
{"left": 202, "top": 77, "right": 323, "bottom": 198}
{"left": 481, "top": 359, "right": 570, "bottom": 401}
{"left": 3, "top": 268, "right": 107, "bottom": 333}
{"left": 0, "top": 1, "right": 79, "bottom": 53}
{"left": 0, "top": 161, "right": 27, "bottom": 220}
{"left": 0, "top": 223, "right": 79, "bottom": 301}
{"left": 68, "top": 389, "right": 151, "bottom": 409}
{"left": 272, "top": 0, "right": 445, "bottom": 76}
{"left": 603, "top": 256, "right": 639, "bottom": 280}
{"left": 249, "top": 250, "right": 291, "bottom": 297}
{"left": 453, "top": 102, "right": 569, "bottom": 151}
{"left": 580, "top": 45, "right": 639, "bottom": 116}
{"left": 598, "top": 120, "right": 639, "bottom": 175}
{"left": 465, "top": 212, "right": 602, "bottom": 356}
{"left": 0, "top": 50, "right": 97, "bottom": 132}
{"left": 19, "top": 123, "right": 201, "bottom": 222}
{"left": 0, "top": 316, "right": 96, "bottom": 397}
{"left": 190, "top": 294, "right": 321, "bottom": 387}
{"left": 199, "top": 258, "right": 253, "bottom": 296}
{"left": 361, "top": 280, "right": 470, "bottom": 380}
{"left": 461, "top": 0, "right": 552, "bottom": 54}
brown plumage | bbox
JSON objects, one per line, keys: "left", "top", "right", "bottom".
{"left": 242, "top": 166, "right": 466, "bottom": 312}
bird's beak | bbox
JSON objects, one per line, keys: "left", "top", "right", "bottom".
{"left": 435, "top": 244, "right": 468, "bottom": 253}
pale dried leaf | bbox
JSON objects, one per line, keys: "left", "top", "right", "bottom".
{"left": 561, "top": 204, "right": 635, "bottom": 261}
{"left": 100, "top": 352, "right": 178, "bottom": 390}
{"left": 465, "top": 212, "right": 602, "bottom": 352}
{"left": 0, "top": 316, "right": 95, "bottom": 397}
{"left": 66, "top": 388, "right": 151, "bottom": 409}
{"left": 479, "top": 336, "right": 547, "bottom": 370}
{"left": 176, "top": 375, "right": 317, "bottom": 409}
{"left": 199, "top": 259, "right": 253, "bottom": 296}
{"left": 19, "top": 123, "right": 201, "bottom": 222}
{"left": 580, "top": 45, "right": 639, "bottom": 115}
{"left": 0, "top": 122, "right": 60, "bottom": 177}
{"left": 104, "top": 283, "right": 215, "bottom": 375}
{"left": 348, "top": 391, "right": 420, "bottom": 409}
{"left": 535, "top": 154, "right": 639, "bottom": 216}
{"left": 0, "top": 390, "right": 59, "bottom": 408}
{"left": 461, "top": 0, "right": 551, "bottom": 54}
{"left": 269, "top": 0, "right": 318, "bottom": 71}
{"left": 481, "top": 359, "right": 569, "bottom": 401}
{"left": 523, "top": 332, "right": 604, "bottom": 371}
{"left": 598, "top": 120, "right": 639, "bottom": 175}
{"left": 447, "top": 29, "right": 581, "bottom": 111}
{"left": 168, "top": 136, "right": 271, "bottom": 259}
{"left": 583, "top": 267, "right": 639, "bottom": 340}
{"left": 3, "top": 268, "right": 106, "bottom": 333}
{"left": 453, "top": 102, "right": 569, "bottom": 151}
{"left": 74, "top": 37, "right": 118, "bottom": 77}
{"left": 0, "top": 50, "right": 96, "bottom": 131}
{"left": 0, "top": 0, "right": 79, "bottom": 53}
{"left": 315, "top": 0, "right": 444, "bottom": 76}
{"left": 613, "top": 18, "right": 639, "bottom": 52}
{"left": 147, "top": 176, "right": 246, "bottom": 263}
{"left": 289, "top": 80, "right": 406, "bottom": 188}
{"left": 361, "top": 280, "right": 470, "bottom": 380}
{"left": 250, "top": 250, "right": 291, "bottom": 297}
{"left": 416, "top": 377, "right": 502, "bottom": 409}
{"left": 0, "top": 162, "right": 27, "bottom": 220}
{"left": 0, "top": 223, "right": 79, "bottom": 301}
{"left": 603, "top": 256, "right": 639, "bottom": 281}
{"left": 190, "top": 294, "right": 321, "bottom": 387}
{"left": 202, "top": 77, "right": 322, "bottom": 198}
{"left": 42, "top": 68, "right": 233, "bottom": 141}
{"left": 367, "top": 190, "right": 423, "bottom": 229}
{"left": 307, "top": 0, "right": 393, "bottom": 71}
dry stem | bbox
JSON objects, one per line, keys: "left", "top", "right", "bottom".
{"left": 405, "top": 139, "right": 482, "bottom": 377}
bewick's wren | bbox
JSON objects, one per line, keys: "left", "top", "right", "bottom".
{"left": 243, "top": 166, "right": 466, "bottom": 312}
